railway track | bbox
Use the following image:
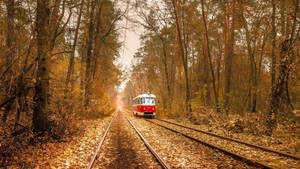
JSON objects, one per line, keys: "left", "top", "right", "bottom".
{"left": 156, "top": 119, "right": 300, "bottom": 160}
{"left": 87, "top": 112, "right": 117, "bottom": 169}
{"left": 87, "top": 112, "right": 170, "bottom": 169}
{"left": 125, "top": 115, "right": 170, "bottom": 169}
{"left": 145, "top": 118, "right": 300, "bottom": 169}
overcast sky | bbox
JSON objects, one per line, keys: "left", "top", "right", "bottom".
{"left": 117, "top": 28, "right": 140, "bottom": 71}
{"left": 115, "top": 6, "right": 144, "bottom": 91}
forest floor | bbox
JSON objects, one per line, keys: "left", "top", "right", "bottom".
{"left": 1, "top": 109, "right": 299, "bottom": 168}
{"left": 0, "top": 116, "right": 112, "bottom": 168}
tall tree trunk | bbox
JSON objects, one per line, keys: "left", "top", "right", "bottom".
{"left": 15, "top": 41, "right": 33, "bottom": 125}
{"left": 223, "top": 0, "right": 235, "bottom": 112}
{"left": 251, "top": 57, "right": 258, "bottom": 113}
{"left": 171, "top": 0, "right": 191, "bottom": 113}
{"left": 201, "top": 0, "right": 219, "bottom": 112}
{"left": 257, "top": 33, "right": 267, "bottom": 110}
{"left": 267, "top": 0, "right": 277, "bottom": 135}
{"left": 161, "top": 39, "right": 172, "bottom": 108}
{"left": 280, "top": 0, "right": 286, "bottom": 36}
{"left": 271, "top": 0, "right": 277, "bottom": 94}
{"left": 5, "top": 0, "right": 15, "bottom": 65}
{"left": 267, "top": 0, "right": 299, "bottom": 135}
{"left": 216, "top": 37, "right": 222, "bottom": 94}
{"left": 92, "top": 0, "right": 105, "bottom": 81}
{"left": 279, "top": 0, "right": 293, "bottom": 109}
{"left": 64, "top": 0, "right": 84, "bottom": 115}
{"left": 80, "top": 0, "right": 90, "bottom": 93}
{"left": 49, "top": 0, "right": 63, "bottom": 52}
{"left": 84, "top": 0, "right": 96, "bottom": 109}
{"left": 2, "top": 0, "right": 15, "bottom": 122}
{"left": 201, "top": 38, "right": 210, "bottom": 105}
{"left": 66, "top": 0, "right": 84, "bottom": 88}
{"left": 33, "top": 0, "right": 51, "bottom": 132}
{"left": 242, "top": 13, "right": 257, "bottom": 112}
{"left": 170, "top": 47, "right": 176, "bottom": 109}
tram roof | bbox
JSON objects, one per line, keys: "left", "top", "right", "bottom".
{"left": 133, "top": 93, "right": 156, "bottom": 100}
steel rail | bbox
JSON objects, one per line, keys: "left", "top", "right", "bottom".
{"left": 145, "top": 119, "right": 273, "bottom": 169}
{"left": 155, "top": 119, "right": 300, "bottom": 161}
{"left": 87, "top": 112, "right": 118, "bottom": 169}
{"left": 125, "top": 115, "right": 171, "bottom": 169}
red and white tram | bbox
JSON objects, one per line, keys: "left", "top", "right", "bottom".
{"left": 132, "top": 94, "right": 156, "bottom": 118}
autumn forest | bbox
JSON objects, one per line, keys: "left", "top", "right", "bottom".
{"left": 0, "top": 0, "right": 300, "bottom": 168}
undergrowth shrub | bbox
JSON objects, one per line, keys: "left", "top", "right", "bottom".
{"left": 99, "top": 93, "right": 115, "bottom": 115}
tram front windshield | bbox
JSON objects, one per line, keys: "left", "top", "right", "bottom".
{"left": 143, "top": 97, "right": 155, "bottom": 105}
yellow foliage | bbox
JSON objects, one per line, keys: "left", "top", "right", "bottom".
{"left": 73, "top": 86, "right": 84, "bottom": 95}
{"left": 99, "top": 93, "right": 115, "bottom": 115}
